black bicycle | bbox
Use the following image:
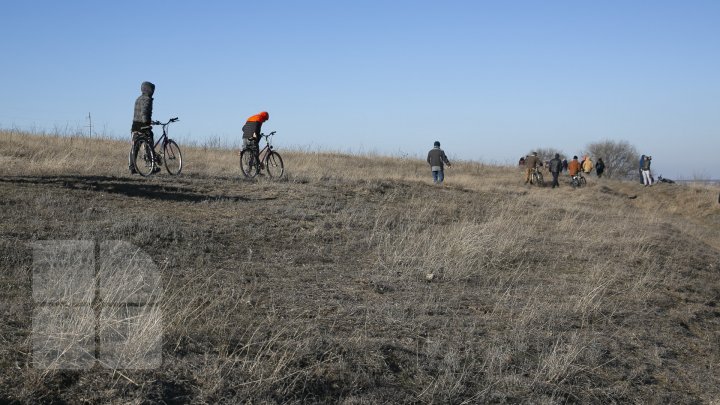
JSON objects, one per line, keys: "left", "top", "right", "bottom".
{"left": 240, "top": 131, "right": 284, "bottom": 179}
{"left": 130, "top": 117, "right": 183, "bottom": 177}
{"left": 570, "top": 172, "right": 587, "bottom": 188}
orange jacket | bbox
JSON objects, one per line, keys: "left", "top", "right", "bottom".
{"left": 246, "top": 111, "right": 269, "bottom": 123}
{"left": 242, "top": 112, "right": 269, "bottom": 139}
{"left": 568, "top": 159, "right": 581, "bottom": 176}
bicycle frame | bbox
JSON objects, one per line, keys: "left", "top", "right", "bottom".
{"left": 250, "top": 131, "right": 276, "bottom": 161}
{"left": 129, "top": 116, "right": 183, "bottom": 177}
{"left": 136, "top": 118, "right": 177, "bottom": 148}
{"left": 152, "top": 117, "right": 178, "bottom": 150}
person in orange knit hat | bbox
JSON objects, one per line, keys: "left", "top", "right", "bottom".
{"left": 242, "top": 111, "right": 270, "bottom": 150}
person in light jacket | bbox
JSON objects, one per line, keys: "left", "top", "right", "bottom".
{"left": 524, "top": 152, "right": 542, "bottom": 184}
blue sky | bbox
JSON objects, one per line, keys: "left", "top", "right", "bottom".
{"left": 1, "top": 1, "right": 718, "bottom": 179}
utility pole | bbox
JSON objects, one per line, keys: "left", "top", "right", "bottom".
{"left": 87, "top": 112, "right": 93, "bottom": 138}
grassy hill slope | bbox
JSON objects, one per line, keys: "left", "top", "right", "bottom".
{"left": 1, "top": 131, "right": 719, "bottom": 403}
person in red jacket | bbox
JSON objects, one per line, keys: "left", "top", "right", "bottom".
{"left": 242, "top": 111, "right": 269, "bottom": 150}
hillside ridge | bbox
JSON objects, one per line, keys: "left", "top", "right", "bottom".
{"left": 1, "top": 131, "right": 719, "bottom": 403}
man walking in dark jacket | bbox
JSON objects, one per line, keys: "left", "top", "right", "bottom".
{"left": 596, "top": 158, "right": 605, "bottom": 178}
{"left": 129, "top": 81, "right": 156, "bottom": 174}
{"left": 549, "top": 153, "right": 562, "bottom": 188}
{"left": 427, "top": 141, "right": 451, "bottom": 184}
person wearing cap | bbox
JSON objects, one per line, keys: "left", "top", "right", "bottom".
{"left": 567, "top": 156, "right": 581, "bottom": 177}
{"left": 427, "top": 141, "right": 451, "bottom": 184}
{"left": 549, "top": 153, "right": 563, "bottom": 188}
{"left": 524, "top": 151, "right": 543, "bottom": 184}
{"left": 641, "top": 155, "right": 653, "bottom": 186}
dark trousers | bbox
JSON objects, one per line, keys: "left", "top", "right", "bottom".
{"left": 129, "top": 129, "right": 154, "bottom": 171}
{"left": 551, "top": 171, "right": 560, "bottom": 188}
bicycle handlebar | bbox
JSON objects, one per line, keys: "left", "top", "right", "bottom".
{"left": 152, "top": 117, "right": 179, "bottom": 126}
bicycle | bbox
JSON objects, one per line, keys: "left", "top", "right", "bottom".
{"left": 530, "top": 166, "right": 545, "bottom": 187}
{"left": 240, "top": 131, "right": 284, "bottom": 179}
{"left": 130, "top": 117, "right": 183, "bottom": 177}
{"left": 570, "top": 172, "right": 587, "bottom": 188}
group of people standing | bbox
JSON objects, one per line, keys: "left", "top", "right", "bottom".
{"left": 424, "top": 142, "right": 616, "bottom": 188}
{"left": 428, "top": 140, "right": 705, "bottom": 202}
{"left": 520, "top": 153, "right": 606, "bottom": 188}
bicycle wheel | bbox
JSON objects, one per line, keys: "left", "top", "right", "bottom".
{"left": 264, "top": 151, "right": 284, "bottom": 178}
{"left": 531, "top": 171, "right": 542, "bottom": 186}
{"left": 535, "top": 171, "right": 545, "bottom": 186}
{"left": 580, "top": 176, "right": 587, "bottom": 186}
{"left": 163, "top": 139, "right": 183, "bottom": 175}
{"left": 132, "top": 139, "right": 155, "bottom": 177}
{"left": 240, "top": 148, "right": 260, "bottom": 178}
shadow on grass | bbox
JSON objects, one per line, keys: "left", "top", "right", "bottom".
{"left": 0, "top": 175, "right": 274, "bottom": 203}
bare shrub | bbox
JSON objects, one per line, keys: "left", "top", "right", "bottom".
{"left": 530, "top": 147, "right": 567, "bottom": 163}
{"left": 584, "top": 139, "right": 639, "bottom": 179}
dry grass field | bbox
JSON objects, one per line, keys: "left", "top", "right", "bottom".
{"left": 1, "top": 129, "right": 719, "bottom": 404}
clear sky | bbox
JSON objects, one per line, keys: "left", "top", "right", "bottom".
{"left": 1, "top": 0, "right": 718, "bottom": 179}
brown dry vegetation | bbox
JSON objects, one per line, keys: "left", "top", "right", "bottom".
{"left": 1, "top": 130, "right": 719, "bottom": 404}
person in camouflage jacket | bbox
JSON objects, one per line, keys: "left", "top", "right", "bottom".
{"left": 129, "top": 81, "right": 156, "bottom": 174}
